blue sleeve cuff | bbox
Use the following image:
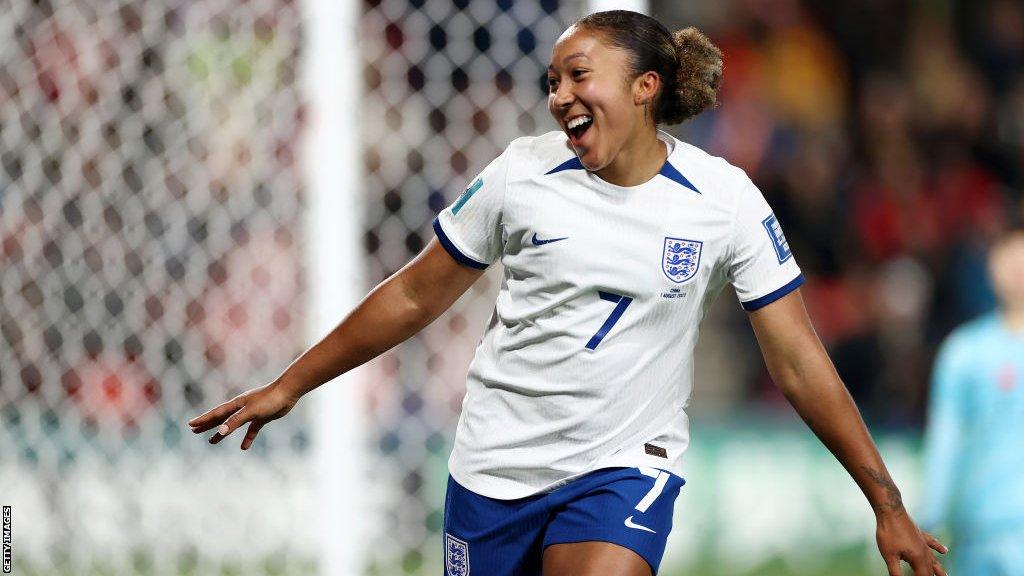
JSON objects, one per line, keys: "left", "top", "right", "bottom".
{"left": 432, "top": 217, "right": 489, "bottom": 270}
{"left": 741, "top": 273, "right": 805, "bottom": 311}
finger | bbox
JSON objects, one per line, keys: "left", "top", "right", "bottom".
{"left": 209, "top": 407, "right": 251, "bottom": 445}
{"left": 188, "top": 398, "right": 243, "bottom": 432}
{"left": 932, "top": 559, "right": 948, "bottom": 576}
{"left": 922, "top": 532, "right": 949, "bottom": 555}
{"left": 240, "top": 421, "right": 264, "bottom": 451}
{"left": 885, "top": 556, "right": 902, "bottom": 576}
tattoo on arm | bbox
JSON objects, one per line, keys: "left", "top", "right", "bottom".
{"left": 861, "top": 466, "right": 904, "bottom": 513}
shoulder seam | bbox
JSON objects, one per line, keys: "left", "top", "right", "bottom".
{"left": 500, "top": 138, "right": 514, "bottom": 244}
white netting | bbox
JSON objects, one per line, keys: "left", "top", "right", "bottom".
{"left": 1, "top": 0, "right": 582, "bottom": 573}
{"left": 1, "top": 0, "right": 314, "bottom": 574}
{"left": 357, "top": 0, "right": 579, "bottom": 573}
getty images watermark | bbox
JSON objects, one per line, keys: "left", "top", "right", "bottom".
{"left": 3, "top": 505, "right": 10, "bottom": 573}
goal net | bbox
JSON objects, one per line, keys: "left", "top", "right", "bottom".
{"left": 1, "top": 0, "right": 578, "bottom": 574}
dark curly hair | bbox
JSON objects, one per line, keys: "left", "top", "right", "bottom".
{"left": 575, "top": 10, "right": 723, "bottom": 126}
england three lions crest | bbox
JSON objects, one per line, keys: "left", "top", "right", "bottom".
{"left": 445, "top": 532, "right": 470, "bottom": 576}
{"left": 662, "top": 237, "right": 702, "bottom": 283}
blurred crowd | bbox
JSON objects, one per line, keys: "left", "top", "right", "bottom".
{"left": 0, "top": 1, "right": 306, "bottom": 442}
{"left": 667, "top": 0, "right": 1024, "bottom": 425}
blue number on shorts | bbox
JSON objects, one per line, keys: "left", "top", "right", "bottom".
{"left": 585, "top": 291, "right": 633, "bottom": 350}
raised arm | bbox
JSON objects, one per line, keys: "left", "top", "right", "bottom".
{"left": 747, "top": 288, "right": 948, "bottom": 576}
{"left": 187, "top": 238, "right": 486, "bottom": 448}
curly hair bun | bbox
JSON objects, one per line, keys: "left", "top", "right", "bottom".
{"left": 662, "top": 27, "right": 723, "bottom": 125}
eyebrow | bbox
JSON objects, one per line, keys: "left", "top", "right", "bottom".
{"left": 547, "top": 52, "right": 589, "bottom": 71}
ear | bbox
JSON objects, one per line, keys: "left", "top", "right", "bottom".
{"left": 633, "top": 71, "right": 661, "bottom": 106}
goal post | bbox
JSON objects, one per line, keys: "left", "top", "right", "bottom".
{"left": 302, "top": 0, "right": 366, "bottom": 575}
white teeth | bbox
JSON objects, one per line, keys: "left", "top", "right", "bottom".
{"left": 567, "top": 115, "right": 592, "bottom": 129}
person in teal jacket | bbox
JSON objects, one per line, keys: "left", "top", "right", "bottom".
{"left": 922, "top": 227, "right": 1024, "bottom": 576}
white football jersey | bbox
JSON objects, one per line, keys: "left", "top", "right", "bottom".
{"left": 433, "top": 130, "right": 803, "bottom": 499}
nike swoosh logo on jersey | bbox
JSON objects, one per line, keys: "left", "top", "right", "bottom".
{"left": 624, "top": 515, "right": 656, "bottom": 534}
{"left": 531, "top": 233, "right": 568, "bottom": 246}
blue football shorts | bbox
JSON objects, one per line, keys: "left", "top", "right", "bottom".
{"left": 442, "top": 466, "right": 686, "bottom": 576}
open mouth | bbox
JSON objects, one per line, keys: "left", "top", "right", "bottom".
{"left": 566, "top": 115, "right": 593, "bottom": 143}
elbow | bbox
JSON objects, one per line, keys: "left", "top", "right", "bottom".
{"left": 762, "top": 345, "right": 804, "bottom": 395}
{"left": 394, "top": 274, "right": 441, "bottom": 328}
{"left": 406, "top": 298, "right": 437, "bottom": 329}
{"left": 770, "top": 364, "right": 805, "bottom": 401}
{"left": 767, "top": 350, "right": 835, "bottom": 400}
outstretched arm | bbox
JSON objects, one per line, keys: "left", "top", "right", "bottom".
{"left": 273, "top": 237, "right": 486, "bottom": 398}
{"left": 747, "top": 288, "right": 948, "bottom": 576}
{"left": 188, "top": 238, "right": 486, "bottom": 448}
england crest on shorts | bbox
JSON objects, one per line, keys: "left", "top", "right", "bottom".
{"left": 662, "top": 237, "right": 702, "bottom": 283}
{"left": 445, "top": 532, "right": 470, "bottom": 576}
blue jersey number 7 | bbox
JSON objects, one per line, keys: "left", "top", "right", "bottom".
{"left": 586, "top": 291, "right": 633, "bottom": 350}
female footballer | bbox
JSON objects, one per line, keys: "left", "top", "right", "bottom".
{"left": 189, "top": 10, "right": 948, "bottom": 576}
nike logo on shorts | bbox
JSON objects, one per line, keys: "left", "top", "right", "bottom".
{"left": 623, "top": 515, "right": 656, "bottom": 534}
{"left": 531, "top": 233, "right": 568, "bottom": 246}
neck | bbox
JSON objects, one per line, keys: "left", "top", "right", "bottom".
{"left": 595, "top": 129, "right": 667, "bottom": 187}
{"left": 1002, "top": 302, "right": 1024, "bottom": 332}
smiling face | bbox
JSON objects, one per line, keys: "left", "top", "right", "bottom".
{"left": 547, "top": 25, "right": 653, "bottom": 172}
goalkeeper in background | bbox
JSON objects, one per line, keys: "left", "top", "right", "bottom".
{"left": 922, "top": 226, "right": 1024, "bottom": 575}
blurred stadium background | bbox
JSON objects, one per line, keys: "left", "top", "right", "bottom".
{"left": 1, "top": 0, "right": 1021, "bottom": 574}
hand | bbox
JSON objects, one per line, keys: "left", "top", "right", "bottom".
{"left": 187, "top": 381, "right": 300, "bottom": 450}
{"left": 876, "top": 510, "right": 949, "bottom": 576}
